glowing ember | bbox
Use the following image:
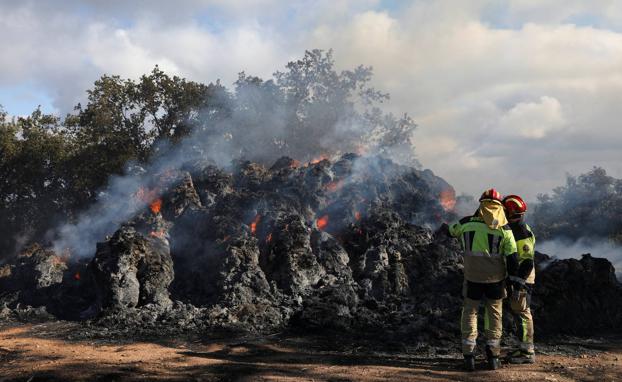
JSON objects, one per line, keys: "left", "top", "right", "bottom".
{"left": 354, "top": 211, "right": 362, "bottom": 221}
{"left": 324, "top": 180, "right": 344, "bottom": 193}
{"left": 150, "top": 229, "right": 166, "bottom": 239}
{"left": 250, "top": 214, "right": 261, "bottom": 235}
{"left": 136, "top": 186, "right": 163, "bottom": 214}
{"left": 150, "top": 199, "right": 162, "bottom": 214}
{"left": 74, "top": 272, "right": 81, "bottom": 281}
{"left": 316, "top": 215, "right": 329, "bottom": 230}
{"left": 266, "top": 232, "right": 273, "bottom": 243}
{"left": 51, "top": 256, "right": 67, "bottom": 266}
{"left": 439, "top": 188, "right": 456, "bottom": 211}
{"left": 309, "top": 154, "right": 328, "bottom": 165}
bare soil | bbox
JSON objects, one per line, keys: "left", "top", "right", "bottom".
{"left": 1, "top": 322, "right": 621, "bottom": 381}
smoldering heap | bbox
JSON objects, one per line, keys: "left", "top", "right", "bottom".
{"left": 1, "top": 154, "right": 622, "bottom": 345}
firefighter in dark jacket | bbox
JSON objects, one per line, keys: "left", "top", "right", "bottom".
{"left": 447, "top": 188, "right": 520, "bottom": 371}
{"left": 503, "top": 194, "right": 536, "bottom": 364}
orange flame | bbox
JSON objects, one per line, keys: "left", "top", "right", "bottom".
{"left": 309, "top": 154, "right": 328, "bottom": 165}
{"left": 439, "top": 188, "right": 456, "bottom": 212}
{"left": 266, "top": 232, "right": 273, "bottom": 243}
{"left": 150, "top": 199, "right": 162, "bottom": 214}
{"left": 51, "top": 256, "right": 67, "bottom": 266}
{"left": 354, "top": 211, "right": 362, "bottom": 221}
{"left": 316, "top": 215, "right": 329, "bottom": 230}
{"left": 136, "top": 186, "right": 163, "bottom": 214}
{"left": 150, "top": 229, "right": 166, "bottom": 239}
{"left": 250, "top": 214, "right": 261, "bottom": 235}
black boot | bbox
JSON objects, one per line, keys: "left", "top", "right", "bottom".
{"left": 463, "top": 354, "right": 475, "bottom": 372}
{"left": 485, "top": 345, "right": 500, "bottom": 370}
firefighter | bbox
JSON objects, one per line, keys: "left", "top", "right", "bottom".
{"left": 503, "top": 194, "right": 536, "bottom": 364}
{"left": 446, "top": 188, "right": 519, "bottom": 371}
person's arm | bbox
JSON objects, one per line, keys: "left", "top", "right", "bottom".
{"left": 501, "top": 228, "right": 522, "bottom": 299}
{"left": 502, "top": 227, "right": 519, "bottom": 276}
{"left": 448, "top": 217, "right": 468, "bottom": 238}
{"left": 517, "top": 234, "right": 535, "bottom": 280}
{"left": 517, "top": 259, "right": 534, "bottom": 280}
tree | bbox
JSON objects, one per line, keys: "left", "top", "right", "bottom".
{"left": 0, "top": 108, "right": 74, "bottom": 254}
{"left": 0, "top": 50, "right": 421, "bottom": 258}
{"left": 532, "top": 167, "right": 622, "bottom": 244}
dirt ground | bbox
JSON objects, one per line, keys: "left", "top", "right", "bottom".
{"left": 0, "top": 322, "right": 621, "bottom": 382}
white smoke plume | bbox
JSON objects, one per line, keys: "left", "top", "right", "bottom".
{"left": 538, "top": 238, "right": 622, "bottom": 278}
{"left": 51, "top": 52, "right": 418, "bottom": 258}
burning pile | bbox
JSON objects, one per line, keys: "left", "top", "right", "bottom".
{"left": 1, "top": 154, "right": 621, "bottom": 344}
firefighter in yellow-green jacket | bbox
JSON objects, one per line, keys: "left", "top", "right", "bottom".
{"left": 446, "top": 188, "right": 519, "bottom": 371}
{"left": 503, "top": 194, "right": 536, "bottom": 364}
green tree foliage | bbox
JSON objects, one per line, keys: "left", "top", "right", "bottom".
{"left": 0, "top": 50, "right": 418, "bottom": 257}
{"left": 1, "top": 69, "right": 221, "bottom": 257}
{"left": 532, "top": 167, "right": 622, "bottom": 244}
{"left": 0, "top": 108, "right": 74, "bottom": 254}
{"left": 225, "top": 49, "right": 417, "bottom": 163}
{"left": 63, "top": 67, "right": 222, "bottom": 202}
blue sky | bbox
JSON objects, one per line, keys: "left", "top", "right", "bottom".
{"left": 0, "top": 83, "right": 55, "bottom": 116}
{"left": 1, "top": 0, "right": 621, "bottom": 199}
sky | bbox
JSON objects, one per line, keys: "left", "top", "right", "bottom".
{"left": 1, "top": 0, "right": 621, "bottom": 201}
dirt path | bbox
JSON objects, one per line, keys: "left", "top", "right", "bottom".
{"left": 1, "top": 322, "right": 621, "bottom": 381}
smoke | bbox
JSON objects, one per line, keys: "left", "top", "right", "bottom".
{"left": 538, "top": 238, "right": 622, "bottom": 277}
{"left": 453, "top": 193, "right": 477, "bottom": 218}
{"left": 51, "top": 53, "right": 420, "bottom": 258}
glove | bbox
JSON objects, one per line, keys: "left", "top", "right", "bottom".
{"left": 505, "top": 278, "right": 513, "bottom": 298}
{"left": 507, "top": 276, "right": 526, "bottom": 302}
{"left": 435, "top": 223, "right": 450, "bottom": 238}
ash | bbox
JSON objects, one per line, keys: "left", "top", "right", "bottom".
{"left": 1, "top": 154, "right": 621, "bottom": 348}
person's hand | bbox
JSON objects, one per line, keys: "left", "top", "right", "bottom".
{"left": 508, "top": 276, "right": 526, "bottom": 302}
{"left": 505, "top": 278, "right": 513, "bottom": 298}
{"left": 436, "top": 223, "right": 450, "bottom": 237}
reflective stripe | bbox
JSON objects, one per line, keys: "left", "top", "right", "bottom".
{"left": 491, "top": 235, "right": 500, "bottom": 253}
{"left": 462, "top": 339, "right": 476, "bottom": 346}
{"left": 487, "top": 234, "right": 501, "bottom": 254}
{"left": 521, "top": 316, "right": 528, "bottom": 342}
{"left": 463, "top": 231, "right": 473, "bottom": 252}
{"left": 465, "top": 251, "right": 502, "bottom": 258}
{"left": 486, "top": 339, "right": 501, "bottom": 347}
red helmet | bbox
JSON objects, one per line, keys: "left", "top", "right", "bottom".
{"left": 479, "top": 188, "right": 502, "bottom": 202}
{"left": 503, "top": 194, "right": 527, "bottom": 216}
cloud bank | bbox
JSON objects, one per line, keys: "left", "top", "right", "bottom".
{"left": 1, "top": 0, "right": 621, "bottom": 201}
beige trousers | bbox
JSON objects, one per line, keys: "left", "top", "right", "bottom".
{"left": 461, "top": 297, "right": 503, "bottom": 356}
{"left": 510, "top": 289, "right": 534, "bottom": 352}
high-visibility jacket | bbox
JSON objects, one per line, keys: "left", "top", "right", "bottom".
{"left": 449, "top": 215, "right": 518, "bottom": 283}
{"left": 508, "top": 221, "right": 536, "bottom": 284}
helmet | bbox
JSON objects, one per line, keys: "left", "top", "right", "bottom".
{"left": 479, "top": 188, "right": 502, "bottom": 202}
{"left": 503, "top": 194, "right": 527, "bottom": 216}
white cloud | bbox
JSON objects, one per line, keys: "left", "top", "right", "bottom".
{"left": 0, "top": 0, "right": 621, "bottom": 200}
{"left": 303, "top": 4, "right": 622, "bottom": 199}
{"left": 497, "top": 96, "right": 564, "bottom": 139}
